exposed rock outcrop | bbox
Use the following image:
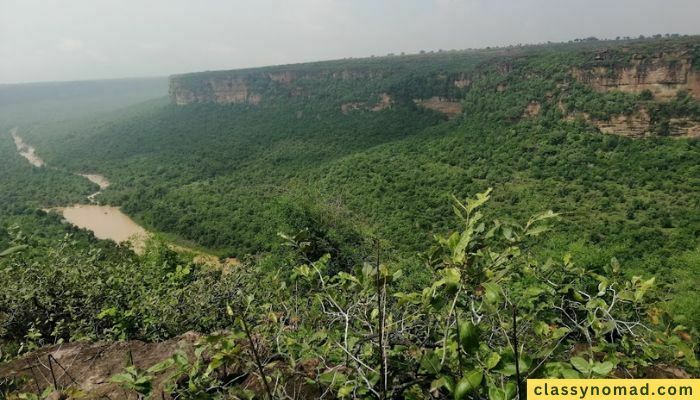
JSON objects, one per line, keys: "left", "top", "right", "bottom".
{"left": 340, "top": 93, "right": 393, "bottom": 114}
{"left": 572, "top": 52, "right": 700, "bottom": 100}
{"left": 668, "top": 117, "right": 700, "bottom": 138}
{"left": 169, "top": 67, "right": 391, "bottom": 106}
{"left": 371, "top": 93, "right": 393, "bottom": 111}
{"left": 565, "top": 108, "right": 699, "bottom": 139}
{"left": 341, "top": 102, "right": 364, "bottom": 114}
{"left": 169, "top": 77, "right": 263, "bottom": 106}
{"left": 0, "top": 332, "right": 201, "bottom": 399}
{"left": 413, "top": 97, "right": 462, "bottom": 118}
{"left": 595, "top": 109, "right": 653, "bottom": 137}
{"left": 453, "top": 73, "right": 471, "bottom": 88}
{"left": 522, "top": 101, "right": 542, "bottom": 117}
{"left": 565, "top": 109, "right": 652, "bottom": 138}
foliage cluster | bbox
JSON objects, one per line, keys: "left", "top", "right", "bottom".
{"left": 2, "top": 191, "right": 695, "bottom": 398}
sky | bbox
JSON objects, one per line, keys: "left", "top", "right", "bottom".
{"left": 1, "top": 0, "right": 699, "bottom": 84}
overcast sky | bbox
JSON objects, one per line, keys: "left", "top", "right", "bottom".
{"left": 1, "top": 0, "right": 698, "bottom": 84}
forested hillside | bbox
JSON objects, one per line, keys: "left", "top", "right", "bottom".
{"left": 20, "top": 37, "right": 700, "bottom": 275}
{"left": 1, "top": 36, "right": 698, "bottom": 397}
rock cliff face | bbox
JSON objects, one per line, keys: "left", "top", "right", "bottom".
{"left": 413, "top": 97, "right": 462, "bottom": 118}
{"left": 169, "top": 76, "right": 262, "bottom": 106}
{"left": 593, "top": 109, "right": 653, "bottom": 138}
{"left": 340, "top": 93, "right": 393, "bottom": 114}
{"left": 169, "top": 68, "right": 389, "bottom": 106}
{"left": 565, "top": 109, "right": 700, "bottom": 139}
{"left": 522, "top": 101, "right": 542, "bottom": 118}
{"left": 572, "top": 52, "right": 700, "bottom": 100}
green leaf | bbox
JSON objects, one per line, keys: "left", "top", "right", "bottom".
{"left": 482, "top": 282, "right": 501, "bottom": 304}
{"left": 527, "top": 210, "right": 559, "bottom": 226}
{"left": 504, "top": 382, "right": 517, "bottom": 400}
{"left": 591, "top": 361, "right": 614, "bottom": 376}
{"left": 337, "top": 384, "right": 354, "bottom": 397}
{"left": 610, "top": 257, "right": 620, "bottom": 273}
{"left": 318, "top": 371, "right": 345, "bottom": 385}
{"left": 0, "top": 245, "right": 28, "bottom": 257}
{"left": 525, "top": 225, "right": 550, "bottom": 237}
{"left": 433, "top": 375, "right": 455, "bottom": 393}
{"left": 441, "top": 267, "right": 461, "bottom": 294}
{"left": 454, "top": 370, "right": 483, "bottom": 399}
{"left": 561, "top": 368, "right": 581, "bottom": 379}
{"left": 534, "top": 321, "right": 549, "bottom": 336}
{"left": 552, "top": 327, "right": 571, "bottom": 340}
{"left": 489, "top": 387, "right": 505, "bottom": 400}
{"left": 147, "top": 358, "right": 175, "bottom": 374}
{"left": 570, "top": 356, "right": 590, "bottom": 374}
{"left": 466, "top": 188, "right": 493, "bottom": 214}
{"left": 110, "top": 373, "right": 135, "bottom": 384}
{"left": 420, "top": 350, "right": 441, "bottom": 375}
{"left": 485, "top": 352, "right": 501, "bottom": 369}
{"left": 97, "top": 307, "right": 118, "bottom": 319}
{"left": 524, "top": 286, "right": 545, "bottom": 298}
{"left": 337, "top": 271, "right": 360, "bottom": 285}
{"left": 458, "top": 321, "right": 480, "bottom": 353}
{"left": 634, "top": 277, "right": 656, "bottom": 302}
{"left": 498, "top": 363, "right": 516, "bottom": 376}
{"left": 497, "top": 357, "right": 531, "bottom": 376}
{"left": 173, "top": 351, "right": 189, "bottom": 366}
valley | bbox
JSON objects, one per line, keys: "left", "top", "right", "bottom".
{"left": 9, "top": 128, "right": 149, "bottom": 252}
{"left": 0, "top": 36, "right": 698, "bottom": 397}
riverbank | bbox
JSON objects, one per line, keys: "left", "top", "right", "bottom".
{"left": 9, "top": 128, "right": 235, "bottom": 263}
{"left": 80, "top": 173, "right": 110, "bottom": 202}
{"left": 11, "top": 127, "right": 148, "bottom": 252}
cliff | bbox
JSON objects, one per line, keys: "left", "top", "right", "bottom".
{"left": 167, "top": 37, "right": 700, "bottom": 136}
{"left": 168, "top": 68, "right": 391, "bottom": 106}
{"left": 572, "top": 51, "right": 700, "bottom": 100}
{"left": 169, "top": 76, "right": 261, "bottom": 105}
{"left": 167, "top": 52, "right": 479, "bottom": 108}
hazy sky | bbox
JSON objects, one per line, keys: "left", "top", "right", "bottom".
{"left": 1, "top": 0, "right": 699, "bottom": 84}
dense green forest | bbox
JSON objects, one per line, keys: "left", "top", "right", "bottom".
{"left": 0, "top": 36, "right": 698, "bottom": 397}
{"left": 20, "top": 37, "right": 700, "bottom": 304}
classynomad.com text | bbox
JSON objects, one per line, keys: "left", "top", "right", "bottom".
{"left": 527, "top": 379, "right": 698, "bottom": 400}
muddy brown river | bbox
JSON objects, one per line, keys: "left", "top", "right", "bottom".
{"left": 55, "top": 205, "right": 148, "bottom": 252}
{"left": 10, "top": 128, "right": 149, "bottom": 252}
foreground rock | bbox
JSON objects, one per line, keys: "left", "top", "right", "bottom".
{"left": 0, "top": 332, "right": 200, "bottom": 399}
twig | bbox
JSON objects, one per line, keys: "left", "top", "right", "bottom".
{"left": 48, "top": 355, "right": 58, "bottom": 391}
{"left": 375, "top": 239, "right": 387, "bottom": 399}
{"left": 25, "top": 360, "right": 42, "bottom": 394}
{"left": 49, "top": 354, "right": 79, "bottom": 386}
{"left": 240, "top": 315, "right": 274, "bottom": 400}
{"left": 512, "top": 306, "right": 521, "bottom": 400}
{"left": 454, "top": 311, "right": 464, "bottom": 375}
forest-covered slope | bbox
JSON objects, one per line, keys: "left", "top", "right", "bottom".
{"left": 20, "top": 37, "right": 700, "bottom": 266}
